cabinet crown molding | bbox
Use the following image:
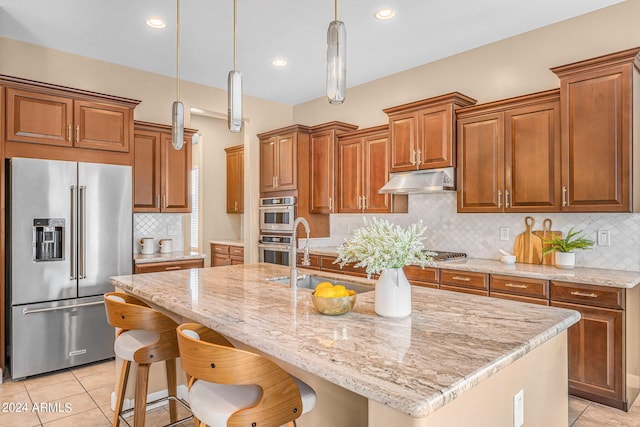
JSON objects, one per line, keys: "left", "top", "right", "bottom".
{"left": 382, "top": 92, "right": 476, "bottom": 115}
{"left": 550, "top": 46, "right": 640, "bottom": 78}
{"left": 310, "top": 121, "right": 359, "bottom": 133}
{"left": 134, "top": 120, "right": 197, "bottom": 136}
{"left": 455, "top": 89, "right": 560, "bottom": 118}
{"left": 0, "top": 74, "right": 141, "bottom": 107}
{"left": 257, "top": 124, "right": 311, "bottom": 139}
{"left": 337, "top": 124, "right": 388, "bottom": 140}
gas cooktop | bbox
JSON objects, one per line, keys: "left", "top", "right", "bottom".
{"left": 426, "top": 250, "right": 467, "bottom": 262}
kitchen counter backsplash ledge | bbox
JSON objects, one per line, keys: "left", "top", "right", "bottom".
{"left": 301, "top": 247, "right": 640, "bottom": 289}
{"left": 134, "top": 251, "right": 206, "bottom": 264}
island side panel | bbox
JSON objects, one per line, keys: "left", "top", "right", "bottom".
{"left": 368, "top": 332, "right": 568, "bottom": 427}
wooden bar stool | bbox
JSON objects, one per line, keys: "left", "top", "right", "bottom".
{"left": 176, "top": 323, "right": 317, "bottom": 427}
{"left": 104, "top": 292, "right": 192, "bottom": 427}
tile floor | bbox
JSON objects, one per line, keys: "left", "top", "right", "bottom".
{"left": 1, "top": 358, "right": 640, "bottom": 426}
{"left": 0, "top": 359, "right": 191, "bottom": 427}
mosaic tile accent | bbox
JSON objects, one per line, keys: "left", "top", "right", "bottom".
{"left": 133, "top": 213, "right": 184, "bottom": 254}
{"left": 315, "top": 193, "right": 640, "bottom": 272}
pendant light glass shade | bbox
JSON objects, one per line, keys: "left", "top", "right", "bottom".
{"left": 172, "top": 101, "right": 184, "bottom": 150}
{"left": 326, "top": 19, "right": 346, "bottom": 104}
{"left": 171, "top": 0, "right": 184, "bottom": 150}
{"left": 228, "top": 0, "right": 242, "bottom": 132}
{"left": 228, "top": 70, "right": 242, "bottom": 132}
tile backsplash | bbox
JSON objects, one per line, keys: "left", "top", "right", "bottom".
{"left": 312, "top": 193, "right": 640, "bottom": 272}
{"left": 133, "top": 213, "right": 184, "bottom": 254}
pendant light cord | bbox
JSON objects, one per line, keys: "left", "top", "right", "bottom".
{"left": 176, "top": 0, "right": 181, "bottom": 101}
{"left": 334, "top": 0, "right": 338, "bottom": 20}
{"left": 233, "top": 0, "right": 237, "bottom": 70}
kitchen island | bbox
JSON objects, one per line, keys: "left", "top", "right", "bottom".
{"left": 110, "top": 263, "right": 580, "bottom": 427}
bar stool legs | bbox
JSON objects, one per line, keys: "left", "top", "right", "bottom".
{"left": 113, "top": 360, "right": 132, "bottom": 427}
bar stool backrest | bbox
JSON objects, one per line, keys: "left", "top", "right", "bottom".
{"left": 177, "top": 323, "right": 304, "bottom": 427}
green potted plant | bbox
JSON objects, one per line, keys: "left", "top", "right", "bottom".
{"left": 542, "top": 227, "right": 594, "bottom": 269}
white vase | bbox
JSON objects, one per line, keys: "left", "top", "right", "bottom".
{"left": 555, "top": 252, "right": 575, "bottom": 269}
{"left": 375, "top": 268, "right": 412, "bottom": 318}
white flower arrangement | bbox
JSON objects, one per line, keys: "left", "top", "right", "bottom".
{"left": 334, "top": 217, "right": 435, "bottom": 277}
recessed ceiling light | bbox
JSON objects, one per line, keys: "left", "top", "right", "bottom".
{"left": 374, "top": 8, "right": 396, "bottom": 20}
{"left": 272, "top": 58, "right": 288, "bottom": 67}
{"left": 145, "top": 17, "right": 166, "bottom": 29}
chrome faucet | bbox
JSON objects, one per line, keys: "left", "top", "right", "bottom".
{"left": 290, "top": 216, "right": 311, "bottom": 288}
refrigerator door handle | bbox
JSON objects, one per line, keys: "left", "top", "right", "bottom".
{"left": 22, "top": 300, "right": 105, "bottom": 315}
{"left": 79, "top": 185, "right": 86, "bottom": 279}
{"left": 70, "top": 185, "right": 77, "bottom": 280}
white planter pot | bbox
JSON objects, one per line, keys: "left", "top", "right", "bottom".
{"left": 555, "top": 252, "right": 575, "bottom": 269}
{"left": 375, "top": 268, "right": 411, "bottom": 318}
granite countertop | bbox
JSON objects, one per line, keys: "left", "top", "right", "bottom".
{"left": 109, "top": 263, "right": 579, "bottom": 418}
{"left": 134, "top": 251, "right": 206, "bottom": 264}
{"left": 208, "top": 239, "right": 244, "bottom": 247}
{"left": 304, "top": 246, "right": 640, "bottom": 288}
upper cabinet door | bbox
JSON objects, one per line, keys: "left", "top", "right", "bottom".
{"left": 457, "top": 113, "right": 505, "bottom": 213}
{"left": 5, "top": 88, "right": 73, "bottom": 147}
{"left": 561, "top": 66, "right": 630, "bottom": 212}
{"left": 133, "top": 130, "right": 162, "bottom": 212}
{"left": 337, "top": 138, "right": 363, "bottom": 213}
{"left": 419, "top": 104, "right": 454, "bottom": 169}
{"left": 309, "top": 131, "right": 335, "bottom": 214}
{"left": 388, "top": 111, "right": 417, "bottom": 172}
{"left": 505, "top": 100, "right": 561, "bottom": 212}
{"left": 259, "top": 136, "right": 277, "bottom": 193}
{"left": 161, "top": 134, "right": 192, "bottom": 212}
{"left": 275, "top": 132, "right": 297, "bottom": 191}
{"left": 225, "top": 145, "right": 244, "bottom": 214}
{"left": 363, "top": 134, "right": 391, "bottom": 213}
{"left": 74, "top": 100, "right": 130, "bottom": 152}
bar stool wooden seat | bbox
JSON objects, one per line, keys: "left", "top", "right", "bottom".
{"left": 104, "top": 292, "right": 191, "bottom": 427}
{"left": 176, "top": 323, "right": 317, "bottom": 427}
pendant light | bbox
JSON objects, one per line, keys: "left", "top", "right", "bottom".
{"left": 228, "top": 0, "right": 242, "bottom": 132}
{"left": 326, "top": 0, "right": 346, "bottom": 104}
{"left": 172, "top": 0, "right": 184, "bottom": 150}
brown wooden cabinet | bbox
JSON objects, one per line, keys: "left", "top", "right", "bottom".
{"left": 440, "top": 269, "right": 489, "bottom": 296}
{"left": 6, "top": 87, "right": 134, "bottom": 152}
{"left": 225, "top": 145, "right": 244, "bottom": 214}
{"left": 550, "top": 280, "right": 639, "bottom": 411}
{"left": 490, "top": 274, "right": 549, "bottom": 305}
{"left": 309, "top": 122, "right": 358, "bottom": 214}
{"left": 259, "top": 130, "right": 300, "bottom": 193}
{"left": 457, "top": 90, "right": 561, "bottom": 213}
{"left": 211, "top": 243, "right": 244, "bottom": 267}
{"left": 404, "top": 265, "right": 439, "bottom": 289}
{"left": 384, "top": 93, "right": 475, "bottom": 172}
{"left": 134, "top": 258, "right": 204, "bottom": 274}
{"left": 551, "top": 47, "right": 640, "bottom": 212}
{"left": 337, "top": 125, "right": 405, "bottom": 213}
{"left": 133, "top": 121, "right": 195, "bottom": 213}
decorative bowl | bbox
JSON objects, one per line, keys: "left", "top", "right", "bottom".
{"left": 311, "top": 293, "right": 356, "bottom": 316}
{"left": 500, "top": 255, "right": 516, "bottom": 264}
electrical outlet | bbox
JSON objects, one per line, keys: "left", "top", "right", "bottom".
{"left": 597, "top": 230, "right": 610, "bottom": 246}
{"left": 167, "top": 225, "right": 177, "bottom": 236}
{"left": 514, "top": 389, "right": 524, "bottom": 427}
{"left": 500, "top": 227, "right": 510, "bottom": 241}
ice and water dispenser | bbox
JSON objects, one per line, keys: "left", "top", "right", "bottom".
{"left": 33, "top": 218, "right": 64, "bottom": 261}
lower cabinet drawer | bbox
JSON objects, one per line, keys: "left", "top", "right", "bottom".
{"left": 134, "top": 258, "right": 204, "bottom": 274}
{"left": 229, "top": 246, "right": 244, "bottom": 258}
{"left": 440, "top": 284, "right": 488, "bottom": 297}
{"left": 551, "top": 281, "right": 625, "bottom": 310}
{"left": 440, "top": 269, "right": 488, "bottom": 290}
{"left": 490, "top": 275, "right": 549, "bottom": 300}
{"left": 404, "top": 265, "right": 439, "bottom": 284}
{"left": 211, "top": 244, "right": 230, "bottom": 255}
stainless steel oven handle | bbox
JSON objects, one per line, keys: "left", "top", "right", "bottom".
{"left": 258, "top": 206, "right": 294, "bottom": 211}
{"left": 23, "top": 300, "right": 104, "bottom": 315}
{"left": 258, "top": 243, "right": 292, "bottom": 251}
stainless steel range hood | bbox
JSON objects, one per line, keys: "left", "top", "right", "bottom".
{"left": 378, "top": 167, "right": 456, "bottom": 194}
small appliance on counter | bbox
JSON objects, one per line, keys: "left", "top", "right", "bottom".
{"left": 159, "top": 238, "right": 173, "bottom": 254}
{"left": 140, "top": 237, "right": 155, "bottom": 254}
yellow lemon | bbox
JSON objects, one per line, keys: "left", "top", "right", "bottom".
{"left": 315, "top": 287, "right": 335, "bottom": 298}
{"left": 315, "top": 282, "right": 333, "bottom": 292}
{"left": 348, "top": 289, "right": 356, "bottom": 296}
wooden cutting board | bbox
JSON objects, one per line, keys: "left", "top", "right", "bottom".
{"left": 533, "top": 218, "right": 563, "bottom": 265}
{"left": 513, "top": 216, "right": 543, "bottom": 264}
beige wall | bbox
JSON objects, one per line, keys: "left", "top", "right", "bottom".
{"left": 0, "top": 37, "right": 294, "bottom": 261}
{"left": 293, "top": 0, "right": 640, "bottom": 128}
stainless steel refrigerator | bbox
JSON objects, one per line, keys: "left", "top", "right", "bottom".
{"left": 7, "top": 157, "right": 132, "bottom": 379}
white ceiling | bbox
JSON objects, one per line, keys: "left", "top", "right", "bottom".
{"left": 0, "top": 0, "right": 624, "bottom": 105}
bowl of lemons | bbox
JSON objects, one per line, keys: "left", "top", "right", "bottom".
{"left": 311, "top": 281, "right": 357, "bottom": 315}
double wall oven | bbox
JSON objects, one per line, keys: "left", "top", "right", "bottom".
{"left": 258, "top": 196, "right": 296, "bottom": 266}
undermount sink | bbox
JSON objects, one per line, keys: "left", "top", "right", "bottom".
{"left": 267, "top": 274, "right": 374, "bottom": 294}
